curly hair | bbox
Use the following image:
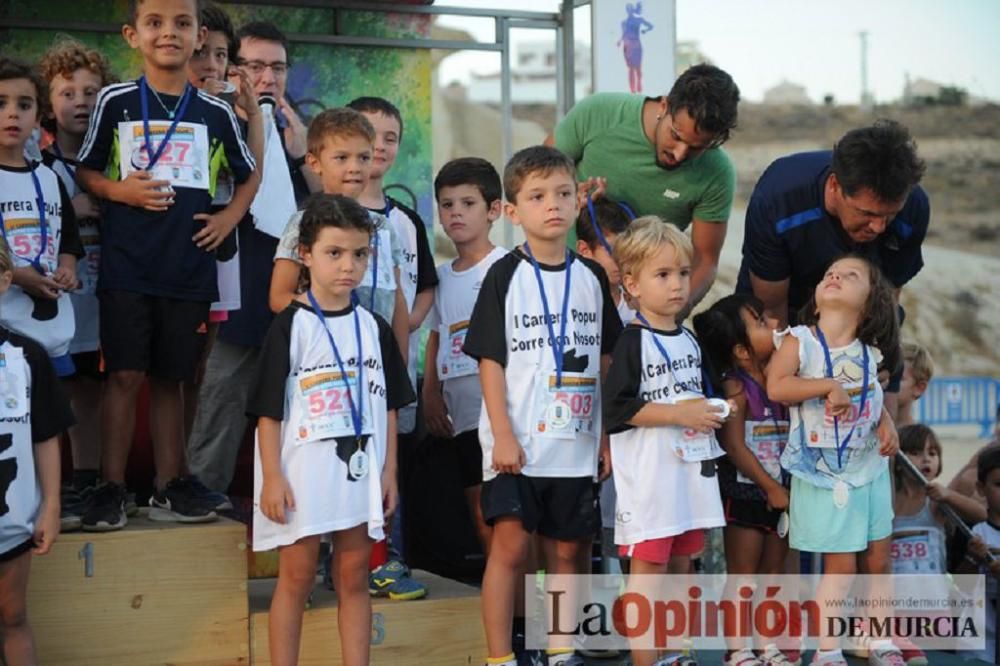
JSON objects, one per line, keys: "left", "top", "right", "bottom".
{"left": 797, "top": 253, "right": 901, "bottom": 379}
{"left": 39, "top": 37, "right": 116, "bottom": 89}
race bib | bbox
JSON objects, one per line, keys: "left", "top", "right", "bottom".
{"left": 118, "top": 121, "right": 210, "bottom": 190}
{"left": 439, "top": 320, "right": 477, "bottom": 379}
{"left": 737, "top": 419, "right": 789, "bottom": 484}
{"left": 3, "top": 217, "right": 56, "bottom": 272}
{"left": 891, "top": 529, "right": 946, "bottom": 575}
{"left": 531, "top": 372, "right": 597, "bottom": 440}
{"left": 358, "top": 227, "right": 396, "bottom": 292}
{"left": 0, "top": 349, "right": 28, "bottom": 419}
{"left": 807, "top": 381, "right": 878, "bottom": 449}
{"left": 76, "top": 223, "right": 101, "bottom": 296}
{"left": 671, "top": 396, "right": 725, "bottom": 462}
{"left": 295, "top": 367, "right": 372, "bottom": 444}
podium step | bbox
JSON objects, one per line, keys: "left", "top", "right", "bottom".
{"left": 249, "top": 570, "right": 486, "bottom": 664}
{"left": 27, "top": 511, "right": 249, "bottom": 665}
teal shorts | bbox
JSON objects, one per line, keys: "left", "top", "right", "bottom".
{"left": 789, "top": 466, "right": 893, "bottom": 553}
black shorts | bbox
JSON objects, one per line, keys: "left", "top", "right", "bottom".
{"left": 723, "top": 496, "right": 783, "bottom": 534}
{"left": 441, "top": 429, "right": 484, "bottom": 488}
{"left": 0, "top": 537, "right": 34, "bottom": 563}
{"left": 99, "top": 290, "right": 210, "bottom": 382}
{"left": 481, "top": 474, "right": 599, "bottom": 540}
{"left": 69, "top": 350, "right": 104, "bottom": 380}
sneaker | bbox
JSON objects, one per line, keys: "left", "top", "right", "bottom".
{"left": 893, "top": 638, "right": 927, "bottom": 666}
{"left": 810, "top": 649, "right": 847, "bottom": 666}
{"left": 368, "top": 560, "right": 428, "bottom": 600}
{"left": 725, "top": 648, "right": 763, "bottom": 665}
{"left": 760, "top": 644, "right": 801, "bottom": 665}
{"left": 868, "top": 643, "right": 906, "bottom": 666}
{"left": 125, "top": 491, "right": 138, "bottom": 517}
{"left": 148, "top": 477, "right": 219, "bottom": 523}
{"left": 654, "top": 654, "right": 699, "bottom": 666}
{"left": 81, "top": 482, "right": 128, "bottom": 532}
{"left": 546, "top": 652, "right": 584, "bottom": 666}
{"left": 60, "top": 484, "right": 85, "bottom": 531}
{"left": 178, "top": 474, "right": 233, "bottom": 512}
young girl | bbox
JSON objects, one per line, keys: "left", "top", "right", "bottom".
{"left": 248, "top": 194, "right": 413, "bottom": 666}
{"left": 767, "top": 255, "right": 901, "bottom": 666}
{"left": 0, "top": 237, "right": 74, "bottom": 665}
{"left": 38, "top": 37, "right": 116, "bottom": 531}
{"left": 694, "top": 294, "right": 794, "bottom": 666}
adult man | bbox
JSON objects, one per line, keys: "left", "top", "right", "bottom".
{"left": 736, "top": 119, "right": 929, "bottom": 404}
{"left": 186, "top": 21, "right": 313, "bottom": 496}
{"left": 549, "top": 64, "right": 740, "bottom": 310}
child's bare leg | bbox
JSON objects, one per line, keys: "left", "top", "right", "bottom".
{"left": 483, "top": 517, "right": 531, "bottom": 658}
{"left": 101, "top": 369, "right": 145, "bottom": 483}
{"left": 332, "top": 525, "right": 374, "bottom": 666}
{"left": 269, "top": 535, "right": 321, "bottom": 666}
{"left": 817, "top": 552, "right": 857, "bottom": 652}
{"left": 628, "top": 558, "right": 669, "bottom": 666}
{"left": 149, "top": 378, "right": 184, "bottom": 488}
{"left": 464, "top": 484, "right": 492, "bottom": 555}
{"left": 541, "top": 536, "right": 590, "bottom": 655}
{"left": 0, "top": 549, "right": 36, "bottom": 666}
{"left": 723, "top": 524, "right": 766, "bottom": 655}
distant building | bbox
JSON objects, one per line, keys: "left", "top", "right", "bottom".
{"left": 763, "top": 79, "right": 812, "bottom": 106}
{"left": 467, "top": 40, "right": 591, "bottom": 104}
{"left": 903, "top": 76, "right": 945, "bottom": 103}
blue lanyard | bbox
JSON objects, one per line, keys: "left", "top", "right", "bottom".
{"left": 0, "top": 167, "right": 49, "bottom": 273}
{"left": 523, "top": 244, "right": 573, "bottom": 388}
{"left": 584, "top": 194, "right": 636, "bottom": 256}
{"left": 306, "top": 292, "right": 364, "bottom": 440}
{"left": 635, "top": 313, "right": 716, "bottom": 398}
{"left": 139, "top": 76, "right": 192, "bottom": 171}
{"left": 815, "top": 326, "right": 869, "bottom": 468}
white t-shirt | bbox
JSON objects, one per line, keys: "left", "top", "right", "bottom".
{"left": 426, "top": 246, "right": 507, "bottom": 435}
{"left": 603, "top": 324, "right": 726, "bottom": 545}
{"left": 247, "top": 301, "right": 414, "bottom": 550}
{"left": 463, "top": 248, "right": 622, "bottom": 481}
{"left": 0, "top": 163, "right": 78, "bottom": 359}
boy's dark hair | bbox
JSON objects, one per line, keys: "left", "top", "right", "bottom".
{"left": 129, "top": 0, "right": 203, "bottom": 27}
{"left": 832, "top": 120, "right": 926, "bottom": 202}
{"left": 977, "top": 446, "right": 1000, "bottom": 484}
{"left": 692, "top": 293, "right": 767, "bottom": 391}
{"left": 297, "top": 194, "right": 374, "bottom": 250}
{"left": 236, "top": 21, "right": 290, "bottom": 63}
{"left": 503, "top": 145, "right": 576, "bottom": 203}
{"left": 434, "top": 157, "right": 502, "bottom": 206}
{"left": 347, "top": 96, "right": 403, "bottom": 140}
{"left": 200, "top": 3, "right": 237, "bottom": 62}
{"left": 894, "top": 424, "right": 942, "bottom": 488}
{"left": 0, "top": 57, "right": 46, "bottom": 120}
{"left": 577, "top": 197, "right": 631, "bottom": 249}
{"left": 665, "top": 63, "right": 740, "bottom": 145}
{"left": 798, "top": 253, "right": 902, "bottom": 379}
{"left": 306, "top": 108, "right": 375, "bottom": 155}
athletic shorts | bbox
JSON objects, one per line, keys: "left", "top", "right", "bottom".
{"left": 480, "top": 474, "right": 598, "bottom": 541}
{"left": 789, "top": 466, "right": 893, "bottom": 553}
{"left": 724, "top": 497, "right": 784, "bottom": 534}
{"left": 99, "top": 290, "right": 210, "bottom": 382}
{"left": 0, "top": 537, "right": 34, "bottom": 563}
{"left": 443, "top": 429, "right": 484, "bottom": 488}
{"left": 619, "top": 529, "right": 705, "bottom": 565}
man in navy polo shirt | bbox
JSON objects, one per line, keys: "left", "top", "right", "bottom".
{"left": 736, "top": 119, "right": 928, "bottom": 408}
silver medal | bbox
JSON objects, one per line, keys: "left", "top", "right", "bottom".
{"left": 546, "top": 399, "right": 572, "bottom": 429}
{"left": 776, "top": 511, "right": 790, "bottom": 538}
{"left": 833, "top": 480, "right": 849, "bottom": 509}
{"left": 348, "top": 449, "right": 369, "bottom": 480}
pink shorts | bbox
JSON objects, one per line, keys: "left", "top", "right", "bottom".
{"left": 209, "top": 310, "right": 229, "bottom": 323}
{"left": 619, "top": 529, "right": 705, "bottom": 565}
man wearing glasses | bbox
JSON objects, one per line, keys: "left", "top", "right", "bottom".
{"left": 549, "top": 64, "right": 740, "bottom": 312}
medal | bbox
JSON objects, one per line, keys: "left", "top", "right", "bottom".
{"left": 546, "top": 399, "right": 572, "bottom": 429}
{"left": 833, "top": 479, "right": 850, "bottom": 509}
{"left": 349, "top": 448, "right": 369, "bottom": 480}
{"left": 777, "top": 511, "right": 790, "bottom": 538}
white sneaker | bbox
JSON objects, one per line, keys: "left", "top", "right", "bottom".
{"left": 725, "top": 648, "right": 763, "bottom": 665}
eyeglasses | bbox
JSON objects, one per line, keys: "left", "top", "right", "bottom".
{"left": 238, "top": 60, "right": 289, "bottom": 77}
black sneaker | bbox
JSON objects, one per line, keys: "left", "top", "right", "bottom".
{"left": 81, "top": 482, "right": 128, "bottom": 532}
{"left": 60, "top": 484, "right": 84, "bottom": 532}
{"left": 148, "top": 477, "right": 219, "bottom": 523}
{"left": 179, "top": 474, "right": 233, "bottom": 512}
{"left": 125, "top": 491, "right": 139, "bottom": 517}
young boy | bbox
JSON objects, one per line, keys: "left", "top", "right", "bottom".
{"left": 960, "top": 447, "right": 1000, "bottom": 663}
{"left": 576, "top": 195, "right": 634, "bottom": 324}
{"left": 76, "top": 0, "right": 259, "bottom": 530}
{"left": 603, "top": 216, "right": 728, "bottom": 666}
{"left": 423, "top": 157, "right": 506, "bottom": 551}
{"left": 249, "top": 193, "right": 414, "bottom": 665}
{"left": 463, "top": 146, "right": 621, "bottom": 666}
{"left": 896, "top": 341, "right": 934, "bottom": 426}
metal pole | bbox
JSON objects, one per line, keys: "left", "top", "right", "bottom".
{"left": 499, "top": 17, "right": 514, "bottom": 249}
{"left": 559, "top": 0, "right": 576, "bottom": 116}
{"left": 859, "top": 31, "right": 872, "bottom": 111}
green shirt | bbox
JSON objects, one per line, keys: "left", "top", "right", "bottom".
{"left": 555, "top": 92, "right": 736, "bottom": 236}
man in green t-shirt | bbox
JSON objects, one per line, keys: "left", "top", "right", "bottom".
{"left": 547, "top": 64, "right": 739, "bottom": 311}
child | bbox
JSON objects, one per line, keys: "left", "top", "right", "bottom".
{"left": 76, "top": 0, "right": 259, "bottom": 530}
{"left": 961, "top": 446, "right": 1000, "bottom": 664}
{"left": 767, "top": 254, "right": 902, "bottom": 665}
{"left": 423, "top": 157, "right": 506, "bottom": 551}
{"left": 603, "top": 216, "right": 727, "bottom": 666}
{"left": 248, "top": 193, "right": 413, "bottom": 666}
{"left": 576, "top": 194, "right": 634, "bottom": 323}
{"left": 896, "top": 342, "right": 934, "bottom": 426}
{"left": 0, "top": 238, "right": 75, "bottom": 665}
{"left": 693, "top": 293, "right": 793, "bottom": 666}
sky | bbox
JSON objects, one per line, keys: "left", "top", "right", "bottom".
{"left": 435, "top": 0, "right": 1000, "bottom": 104}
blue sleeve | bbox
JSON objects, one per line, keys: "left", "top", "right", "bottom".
{"left": 743, "top": 188, "right": 790, "bottom": 282}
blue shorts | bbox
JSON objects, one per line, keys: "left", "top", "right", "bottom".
{"left": 789, "top": 466, "right": 893, "bottom": 553}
